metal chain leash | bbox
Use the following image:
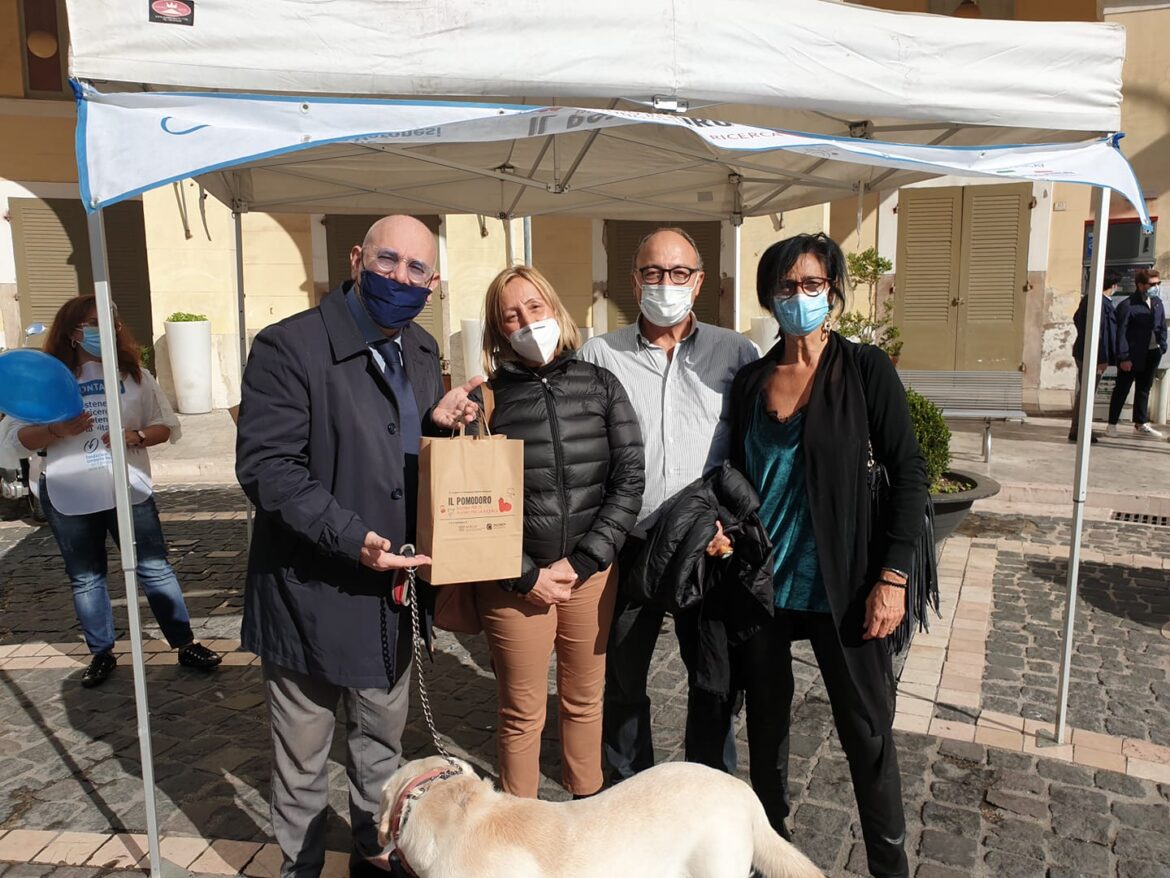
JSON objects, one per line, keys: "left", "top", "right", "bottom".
{"left": 399, "top": 545, "right": 451, "bottom": 760}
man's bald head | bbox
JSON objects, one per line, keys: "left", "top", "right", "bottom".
{"left": 632, "top": 228, "right": 704, "bottom": 273}
{"left": 349, "top": 215, "right": 439, "bottom": 286}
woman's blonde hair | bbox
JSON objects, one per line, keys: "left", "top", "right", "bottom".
{"left": 482, "top": 265, "right": 582, "bottom": 377}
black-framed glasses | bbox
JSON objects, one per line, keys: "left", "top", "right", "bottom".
{"left": 636, "top": 265, "right": 700, "bottom": 285}
{"left": 366, "top": 248, "right": 435, "bottom": 285}
{"left": 773, "top": 277, "right": 831, "bottom": 300}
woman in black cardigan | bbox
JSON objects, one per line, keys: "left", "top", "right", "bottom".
{"left": 730, "top": 233, "right": 927, "bottom": 878}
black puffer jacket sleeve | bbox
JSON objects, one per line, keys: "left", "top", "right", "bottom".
{"left": 567, "top": 371, "right": 645, "bottom": 580}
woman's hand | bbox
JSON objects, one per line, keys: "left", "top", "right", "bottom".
{"left": 102, "top": 429, "right": 146, "bottom": 448}
{"left": 548, "top": 557, "right": 579, "bottom": 586}
{"left": 525, "top": 566, "right": 575, "bottom": 607}
{"left": 705, "top": 520, "right": 733, "bottom": 557}
{"left": 54, "top": 412, "right": 93, "bottom": 437}
{"left": 863, "top": 575, "right": 907, "bottom": 640}
{"left": 432, "top": 376, "right": 486, "bottom": 429}
{"left": 1119, "top": 360, "right": 1133, "bottom": 372}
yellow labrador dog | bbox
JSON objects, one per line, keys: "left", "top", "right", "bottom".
{"left": 378, "top": 755, "right": 824, "bottom": 878}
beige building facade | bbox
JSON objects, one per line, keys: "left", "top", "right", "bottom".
{"left": 2, "top": 0, "right": 1166, "bottom": 416}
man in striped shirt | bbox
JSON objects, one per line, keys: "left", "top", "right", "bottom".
{"left": 579, "top": 227, "right": 759, "bottom": 783}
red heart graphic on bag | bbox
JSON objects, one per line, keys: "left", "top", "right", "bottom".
{"left": 498, "top": 497, "right": 512, "bottom": 513}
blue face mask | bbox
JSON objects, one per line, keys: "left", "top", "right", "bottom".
{"left": 359, "top": 270, "right": 431, "bottom": 329}
{"left": 79, "top": 326, "right": 104, "bottom": 358}
{"left": 1147, "top": 284, "right": 1161, "bottom": 299}
{"left": 771, "top": 292, "right": 831, "bottom": 337}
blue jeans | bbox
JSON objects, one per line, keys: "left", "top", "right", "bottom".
{"left": 40, "top": 478, "right": 194, "bottom": 656}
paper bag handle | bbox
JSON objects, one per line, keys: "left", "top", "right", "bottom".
{"left": 455, "top": 408, "right": 492, "bottom": 438}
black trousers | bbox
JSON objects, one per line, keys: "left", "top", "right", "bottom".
{"left": 1109, "top": 349, "right": 1163, "bottom": 425}
{"left": 1068, "top": 358, "right": 1104, "bottom": 439}
{"left": 602, "top": 539, "right": 737, "bottom": 781}
{"left": 739, "top": 611, "right": 908, "bottom": 878}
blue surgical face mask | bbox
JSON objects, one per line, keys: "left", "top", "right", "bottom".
{"left": 1147, "top": 283, "right": 1161, "bottom": 299}
{"left": 359, "top": 269, "right": 430, "bottom": 329}
{"left": 771, "top": 292, "right": 831, "bottom": 337}
{"left": 79, "top": 326, "right": 104, "bottom": 358}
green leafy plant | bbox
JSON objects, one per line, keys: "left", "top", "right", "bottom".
{"left": 166, "top": 311, "right": 208, "bottom": 322}
{"left": 906, "top": 387, "right": 951, "bottom": 493}
{"left": 139, "top": 344, "right": 155, "bottom": 373}
{"left": 846, "top": 246, "right": 893, "bottom": 323}
{"left": 837, "top": 299, "right": 904, "bottom": 359}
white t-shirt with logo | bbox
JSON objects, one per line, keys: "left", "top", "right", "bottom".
{"left": 5, "top": 361, "right": 181, "bottom": 515}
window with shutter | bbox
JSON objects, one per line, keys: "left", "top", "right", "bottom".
{"left": 605, "top": 221, "right": 722, "bottom": 328}
{"left": 894, "top": 183, "right": 1030, "bottom": 371}
{"left": 324, "top": 214, "right": 444, "bottom": 343}
{"left": 955, "top": 184, "right": 1030, "bottom": 371}
{"left": 10, "top": 198, "right": 153, "bottom": 354}
{"left": 894, "top": 188, "right": 962, "bottom": 369}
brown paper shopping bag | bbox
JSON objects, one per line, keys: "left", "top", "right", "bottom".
{"left": 416, "top": 418, "right": 524, "bottom": 585}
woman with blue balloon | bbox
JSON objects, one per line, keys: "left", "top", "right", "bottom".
{"left": 0, "top": 295, "right": 221, "bottom": 687}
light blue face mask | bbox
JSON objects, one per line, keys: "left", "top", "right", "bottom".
{"left": 79, "top": 326, "right": 103, "bottom": 358}
{"left": 1148, "top": 283, "right": 1162, "bottom": 299}
{"left": 771, "top": 291, "right": 831, "bottom": 337}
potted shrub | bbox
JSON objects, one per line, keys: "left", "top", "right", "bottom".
{"left": 838, "top": 300, "right": 903, "bottom": 363}
{"left": 906, "top": 388, "right": 1001, "bottom": 545}
{"left": 842, "top": 248, "right": 903, "bottom": 363}
{"left": 164, "top": 311, "right": 212, "bottom": 414}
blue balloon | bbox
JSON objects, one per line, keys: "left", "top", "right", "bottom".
{"left": 0, "top": 350, "right": 84, "bottom": 423}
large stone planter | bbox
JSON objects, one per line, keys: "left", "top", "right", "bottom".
{"left": 164, "top": 319, "right": 212, "bottom": 414}
{"left": 931, "top": 468, "right": 1001, "bottom": 546}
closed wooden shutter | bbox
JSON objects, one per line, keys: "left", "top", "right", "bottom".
{"left": 104, "top": 201, "right": 155, "bottom": 349}
{"left": 10, "top": 198, "right": 152, "bottom": 351}
{"left": 894, "top": 188, "right": 962, "bottom": 369}
{"left": 605, "top": 221, "right": 722, "bottom": 327}
{"left": 954, "top": 183, "right": 1030, "bottom": 371}
{"left": 325, "top": 214, "right": 443, "bottom": 342}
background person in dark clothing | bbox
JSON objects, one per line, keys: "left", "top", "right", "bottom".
{"left": 236, "top": 215, "right": 482, "bottom": 878}
{"left": 1068, "top": 269, "right": 1120, "bottom": 444}
{"left": 474, "top": 265, "right": 644, "bottom": 799}
{"left": 1107, "top": 267, "right": 1168, "bottom": 439}
{"left": 729, "top": 233, "right": 927, "bottom": 878}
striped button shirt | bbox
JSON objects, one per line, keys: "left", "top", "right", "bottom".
{"left": 579, "top": 319, "right": 759, "bottom": 533}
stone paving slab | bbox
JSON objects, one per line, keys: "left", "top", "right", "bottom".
{"left": 1, "top": 489, "right": 1169, "bottom": 876}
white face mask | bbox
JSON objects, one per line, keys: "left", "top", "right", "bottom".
{"left": 638, "top": 283, "right": 695, "bottom": 327}
{"left": 508, "top": 317, "right": 561, "bottom": 365}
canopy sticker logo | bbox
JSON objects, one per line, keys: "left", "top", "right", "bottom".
{"left": 149, "top": 0, "right": 193, "bottom": 25}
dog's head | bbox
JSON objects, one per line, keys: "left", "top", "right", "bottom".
{"left": 377, "top": 755, "right": 478, "bottom": 849}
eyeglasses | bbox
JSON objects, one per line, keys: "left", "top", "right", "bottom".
{"left": 636, "top": 265, "right": 700, "bottom": 285}
{"left": 773, "top": 277, "right": 831, "bottom": 300}
{"left": 366, "top": 249, "right": 435, "bottom": 285}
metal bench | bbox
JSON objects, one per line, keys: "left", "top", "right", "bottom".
{"left": 896, "top": 370, "right": 1026, "bottom": 464}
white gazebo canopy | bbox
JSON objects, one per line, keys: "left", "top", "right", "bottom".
{"left": 59, "top": 4, "right": 1148, "bottom": 876}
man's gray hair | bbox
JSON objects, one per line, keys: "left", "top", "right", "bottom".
{"left": 631, "top": 227, "right": 704, "bottom": 271}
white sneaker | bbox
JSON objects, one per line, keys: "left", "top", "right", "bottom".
{"left": 1135, "top": 423, "right": 1165, "bottom": 439}
{"left": 1106, "top": 424, "right": 1121, "bottom": 437}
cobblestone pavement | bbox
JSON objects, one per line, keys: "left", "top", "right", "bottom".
{"left": 0, "top": 489, "right": 1168, "bottom": 877}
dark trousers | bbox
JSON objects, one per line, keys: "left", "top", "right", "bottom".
{"left": 1109, "top": 349, "right": 1163, "bottom": 425}
{"left": 602, "top": 539, "right": 737, "bottom": 781}
{"left": 1068, "top": 358, "right": 1104, "bottom": 439}
{"left": 739, "top": 611, "right": 908, "bottom": 878}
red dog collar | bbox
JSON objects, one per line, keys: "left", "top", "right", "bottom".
{"left": 388, "top": 765, "right": 464, "bottom": 877}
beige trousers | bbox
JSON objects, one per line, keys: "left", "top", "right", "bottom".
{"left": 475, "top": 565, "right": 617, "bottom": 797}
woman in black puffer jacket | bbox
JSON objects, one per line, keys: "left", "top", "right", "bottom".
{"left": 474, "top": 264, "right": 644, "bottom": 799}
